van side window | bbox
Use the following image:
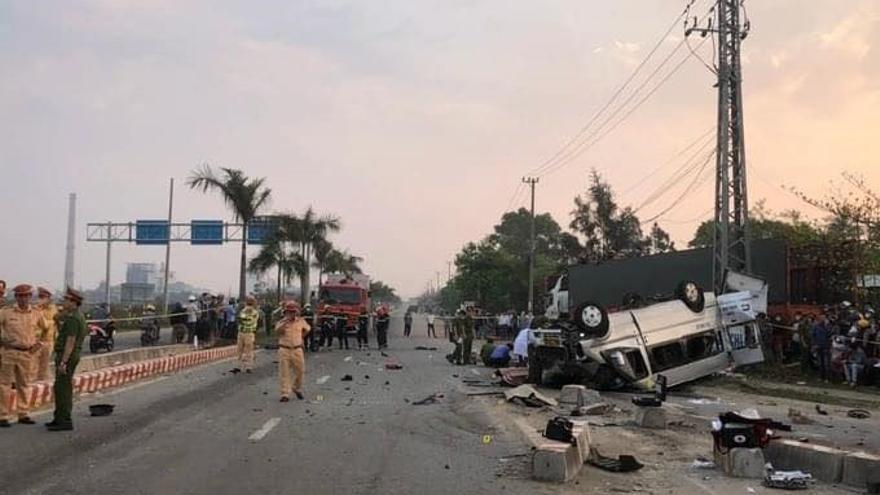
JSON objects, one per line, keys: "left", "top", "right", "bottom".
{"left": 650, "top": 331, "right": 723, "bottom": 372}
{"left": 686, "top": 332, "right": 723, "bottom": 360}
{"left": 650, "top": 342, "right": 687, "bottom": 372}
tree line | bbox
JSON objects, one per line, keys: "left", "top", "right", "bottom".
{"left": 437, "top": 170, "right": 880, "bottom": 313}
{"left": 187, "top": 165, "right": 399, "bottom": 305}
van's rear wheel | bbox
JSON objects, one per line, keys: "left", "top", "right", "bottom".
{"left": 676, "top": 280, "right": 705, "bottom": 312}
{"left": 574, "top": 301, "right": 609, "bottom": 338}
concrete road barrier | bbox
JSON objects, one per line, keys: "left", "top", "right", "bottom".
{"left": 842, "top": 451, "right": 880, "bottom": 491}
{"left": 513, "top": 416, "right": 592, "bottom": 483}
{"left": 4, "top": 345, "right": 236, "bottom": 414}
{"left": 764, "top": 439, "right": 845, "bottom": 484}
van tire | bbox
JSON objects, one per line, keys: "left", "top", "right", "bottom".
{"left": 574, "top": 301, "right": 609, "bottom": 338}
{"left": 676, "top": 280, "right": 705, "bottom": 312}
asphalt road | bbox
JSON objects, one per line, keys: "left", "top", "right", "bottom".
{"left": 0, "top": 318, "right": 562, "bottom": 495}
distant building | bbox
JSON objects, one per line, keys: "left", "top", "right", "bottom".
{"left": 120, "top": 262, "right": 158, "bottom": 305}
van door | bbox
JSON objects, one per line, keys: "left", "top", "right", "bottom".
{"left": 723, "top": 322, "right": 765, "bottom": 366}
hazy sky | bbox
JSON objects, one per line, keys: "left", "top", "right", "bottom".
{"left": 1, "top": 0, "right": 878, "bottom": 298}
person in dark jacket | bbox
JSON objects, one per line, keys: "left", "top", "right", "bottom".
{"left": 812, "top": 314, "right": 832, "bottom": 381}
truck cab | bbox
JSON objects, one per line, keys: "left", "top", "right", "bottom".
{"left": 544, "top": 274, "right": 569, "bottom": 321}
{"left": 317, "top": 275, "right": 370, "bottom": 335}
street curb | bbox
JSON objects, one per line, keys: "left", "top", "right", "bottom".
{"left": 5, "top": 346, "right": 236, "bottom": 413}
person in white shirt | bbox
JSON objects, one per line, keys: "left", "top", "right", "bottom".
{"left": 426, "top": 313, "right": 437, "bottom": 338}
{"left": 186, "top": 295, "right": 199, "bottom": 343}
{"left": 513, "top": 326, "right": 534, "bottom": 365}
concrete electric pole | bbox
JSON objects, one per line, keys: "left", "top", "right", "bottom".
{"left": 687, "top": 0, "right": 752, "bottom": 294}
{"left": 64, "top": 193, "right": 77, "bottom": 290}
{"left": 522, "top": 177, "right": 539, "bottom": 313}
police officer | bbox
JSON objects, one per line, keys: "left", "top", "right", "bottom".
{"left": 447, "top": 309, "right": 464, "bottom": 365}
{"left": 302, "top": 304, "right": 316, "bottom": 352}
{"left": 0, "top": 284, "right": 49, "bottom": 427}
{"left": 236, "top": 296, "right": 260, "bottom": 373}
{"left": 34, "top": 287, "right": 59, "bottom": 382}
{"left": 46, "top": 288, "right": 87, "bottom": 432}
{"left": 376, "top": 305, "right": 390, "bottom": 350}
{"left": 462, "top": 306, "right": 476, "bottom": 365}
{"left": 275, "top": 301, "right": 311, "bottom": 402}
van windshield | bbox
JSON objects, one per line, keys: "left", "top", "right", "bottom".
{"left": 320, "top": 287, "right": 361, "bottom": 305}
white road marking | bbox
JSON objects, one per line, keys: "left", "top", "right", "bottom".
{"left": 316, "top": 375, "right": 330, "bottom": 385}
{"left": 249, "top": 417, "right": 281, "bottom": 442}
{"left": 471, "top": 369, "right": 481, "bottom": 376}
{"left": 344, "top": 356, "right": 353, "bottom": 362}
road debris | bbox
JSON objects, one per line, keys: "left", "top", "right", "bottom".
{"left": 814, "top": 404, "right": 829, "bottom": 416}
{"left": 787, "top": 408, "right": 815, "bottom": 425}
{"left": 89, "top": 404, "right": 115, "bottom": 417}
{"left": 587, "top": 447, "right": 643, "bottom": 473}
{"left": 412, "top": 393, "right": 444, "bottom": 406}
{"left": 847, "top": 409, "right": 871, "bottom": 419}
{"left": 344, "top": 356, "right": 353, "bottom": 362}
{"left": 341, "top": 374, "right": 353, "bottom": 382}
{"left": 573, "top": 403, "right": 614, "bottom": 416}
{"left": 385, "top": 362, "right": 403, "bottom": 370}
{"left": 495, "top": 367, "right": 528, "bottom": 387}
{"left": 691, "top": 458, "right": 716, "bottom": 469}
{"left": 763, "top": 466, "right": 812, "bottom": 490}
{"left": 316, "top": 375, "right": 330, "bottom": 385}
{"left": 414, "top": 346, "right": 437, "bottom": 351}
{"left": 503, "top": 384, "right": 558, "bottom": 407}
{"left": 544, "top": 417, "right": 575, "bottom": 443}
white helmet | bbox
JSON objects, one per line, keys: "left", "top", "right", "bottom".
{"left": 841, "top": 301, "right": 852, "bottom": 309}
{"left": 188, "top": 295, "right": 196, "bottom": 302}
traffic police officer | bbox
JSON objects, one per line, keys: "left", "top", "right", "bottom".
{"left": 0, "top": 284, "right": 49, "bottom": 427}
{"left": 276, "top": 301, "right": 310, "bottom": 402}
{"left": 47, "top": 288, "right": 87, "bottom": 432}
{"left": 236, "top": 296, "right": 260, "bottom": 373}
{"left": 35, "top": 287, "right": 59, "bottom": 382}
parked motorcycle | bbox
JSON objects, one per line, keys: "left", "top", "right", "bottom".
{"left": 89, "top": 320, "right": 116, "bottom": 353}
{"left": 140, "top": 305, "right": 161, "bottom": 346}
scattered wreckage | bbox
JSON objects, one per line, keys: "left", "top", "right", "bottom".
{"left": 529, "top": 275, "right": 767, "bottom": 391}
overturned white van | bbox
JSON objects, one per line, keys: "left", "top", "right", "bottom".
{"left": 529, "top": 280, "right": 765, "bottom": 390}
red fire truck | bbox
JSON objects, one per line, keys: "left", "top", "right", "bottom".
{"left": 317, "top": 274, "right": 371, "bottom": 335}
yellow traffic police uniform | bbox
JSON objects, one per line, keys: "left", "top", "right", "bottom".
{"left": 275, "top": 317, "right": 310, "bottom": 398}
{"left": 0, "top": 304, "right": 48, "bottom": 421}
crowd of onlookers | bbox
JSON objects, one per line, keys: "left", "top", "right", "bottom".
{"left": 763, "top": 301, "right": 879, "bottom": 388}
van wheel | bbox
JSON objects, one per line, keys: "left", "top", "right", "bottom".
{"left": 574, "top": 301, "right": 609, "bottom": 338}
{"left": 676, "top": 280, "right": 705, "bottom": 312}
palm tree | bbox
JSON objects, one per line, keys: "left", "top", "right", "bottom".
{"left": 325, "top": 249, "right": 363, "bottom": 278}
{"left": 296, "top": 206, "right": 341, "bottom": 305}
{"left": 187, "top": 165, "right": 271, "bottom": 300}
{"left": 312, "top": 238, "right": 334, "bottom": 292}
{"left": 249, "top": 213, "right": 305, "bottom": 303}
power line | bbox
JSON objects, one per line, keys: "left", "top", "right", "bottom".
{"left": 618, "top": 126, "right": 714, "bottom": 198}
{"left": 641, "top": 148, "right": 715, "bottom": 224}
{"left": 526, "top": 0, "right": 700, "bottom": 178}
{"left": 537, "top": 35, "right": 711, "bottom": 179}
{"left": 633, "top": 131, "right": 715, "bottom": 213}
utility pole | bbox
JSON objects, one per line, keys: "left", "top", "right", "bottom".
{"left": 522, "top": 177, "right": 539, "bottom": 313}
{"left": 687, "top": 0, "right": 752, "bottom": 294}
{"left": 447, "top": 260, "right": 453, "bottom": 283}
{"left": 64, "top": 193, "right": 77, "bottom": 290}
{"left": 104, "top": 220, "right": 112, "bottom": 305}
{"left": 436, "top": 271, "right": 442, "bottom": 291}
{"left": 162, "top": 178, "right": 174, "bottom": 315}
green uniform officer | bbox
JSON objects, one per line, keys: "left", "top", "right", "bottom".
{"left": 448, "top": 310, "right": 464, "bottom": 365}
{"left": 462, "top": 308, "right": 475, "bottom": 365}
{"left": 47, "top": 288, "right": 87, "bottom": 432}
